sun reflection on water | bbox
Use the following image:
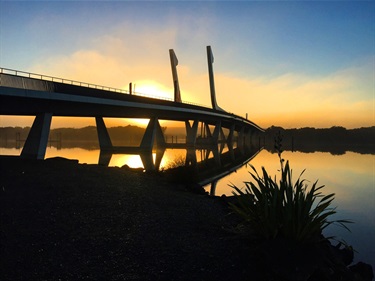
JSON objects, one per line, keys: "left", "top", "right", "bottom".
{"left": 108, "top": 154, "right": 144, "bottom": 168}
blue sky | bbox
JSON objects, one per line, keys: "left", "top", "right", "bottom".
{"left": 1, "top": 1, "right": 374, "bottom": 128}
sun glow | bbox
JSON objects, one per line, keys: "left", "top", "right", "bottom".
{"left": 133, "top": 81, "right": 173, "bottom": 101}
{"left": 122, "top": 81, "right": 173, "bottom": 128}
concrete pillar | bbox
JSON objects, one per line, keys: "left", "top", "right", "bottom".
{"left": 228, "top": 143, "right": 235, "bottom": 161}
{"left": 98, "top": 151, "right": 112, "bottom": 166}
{"left": 238, "top": 127, "right": 245, "bottom": 150}
{"left": 211, "top": 145, "right": 221, "bottom": 167}
{"left": 204, "top": 123, "right": 212, "bottom": 138}
{"left": 204, "top": 148, "right": 211, "bottom": 161}
{"left": 21, "top": 113, "right": 52, "bottom": 159}
{"left": 140, "top": 117, "right": 165, "bottom": 150}
{"left": 220, "top": 127, "right": 225, "bottom": 142}
{"left": 227, "top": 123, "right": 235, "bottom": 145}
{"left": 212, "top": 121, "right": 222, "bottom": 144}
{"left": 140, "top": 151, "right": 155, "bottom": 171}
{"left": 154, "top": 148, "right": 165, "bottom": 170}
{"left": 185, "top": 120, "right": 199, "bottom": 146}
{"left": 219, "top": 141, "right": 226, "bottom": 154}
{"left": 246, "top": 129, "right": 252, "bottom": 147}
{"left": 95, "top": 117, "right": 112, "bottom": 150}
{"left": 185, "top": 147, "right": 197, "bottom": 166}
{"left": 210, "top": 180, "right": 218, "bottom": 196}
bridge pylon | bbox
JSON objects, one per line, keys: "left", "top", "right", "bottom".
{"left": 169, "top": 49, "right": 181, "bottom": 103}
{"left": 207, "top": 46, "right": 225, "bottom": 112}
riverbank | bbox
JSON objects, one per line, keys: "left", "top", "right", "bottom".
{"left": 0, "top": 157, "right": 373, "bottom": 280}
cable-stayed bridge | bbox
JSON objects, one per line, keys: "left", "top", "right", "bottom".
{"left": 0, "top": 46, "right": 263, "bottom": 163}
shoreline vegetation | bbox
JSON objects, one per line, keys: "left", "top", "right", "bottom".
{"left": 1, "top": 155, "right": 374, "bottom": 280}
{"left": 0, "top": 125, "right": 374, "bottom": 155}
{"left": 228, "top": 135, "right": 372, "bottom": 280}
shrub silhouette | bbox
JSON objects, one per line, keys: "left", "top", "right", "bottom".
{"left": 229, "top": 132, "right": 351, "bottom": 244}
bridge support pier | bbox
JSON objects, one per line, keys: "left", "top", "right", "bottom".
{"left": 21, "top": 113, "right": 52, "bottom": 160}
{"left": 203, "top": 123, "right": 212, "bottom": 139}
{"left": 212, "top": 121, "right": 221, "bottom": 144}
{"left": 226, "top": 124, "right": 235, "bottom": 144}
{"left": 186, "top": 147, "right": 197, "bottom": 166}
{"left": 198, "top": 121, "right": 224, "bottom": 145}
{"left": 244, "top": 129, "right": 251, "bottom": 147}
{"left": 139, "top": 152, "right": 156, "bottom": 171}
{"left": 185, "top": 120, "right": 199, "bottom": 146}
{"left": 96, "top": 117, "right": 113, "bottom": 150}
{"left": 209, "top": 180, "right": 218, "bottom": 196}
{"left": 96, "top": 117, "right": 166, "bottom": 170}
{"left": 138, "top": 118, "right": 165, "bottom": 170}
{"left": 154, "top": 148, "right": 165, "bottom": 170}
{"left": 226, "top": 123, "right": 235, "bottom": 151}
{"left": 141, "top": 117, "right": 166, "bottom": 150}
{"left": 211, "top": 145, "right": 221, "bottom": 166}
{"left": 237, "top": 127, "right": 245, "bottom": 150}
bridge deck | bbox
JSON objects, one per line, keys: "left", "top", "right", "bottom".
{"left": 0, "top": 72, "right": 263, "bottom": 132}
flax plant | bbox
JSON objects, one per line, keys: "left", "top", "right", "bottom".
{"left": 230, "top": 133, "right": 351, "bottom": 244}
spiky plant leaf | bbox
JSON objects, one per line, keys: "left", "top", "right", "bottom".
{"left": 230, "top": 156, "right": 352, "bottom": 244}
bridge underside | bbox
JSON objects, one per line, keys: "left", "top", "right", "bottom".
{"left": 0, "top": 85, "right": 256, "bottom": 129}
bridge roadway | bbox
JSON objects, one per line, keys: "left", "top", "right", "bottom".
{"left": 0, "top": 67, "right": 263, "bottom": 161}
{"left": 0, "top": 72, "right": 261, "bottom": 129}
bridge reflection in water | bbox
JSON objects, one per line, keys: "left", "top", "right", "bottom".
{"left": 99, "top": 141, "right": 262, "bottom": 196}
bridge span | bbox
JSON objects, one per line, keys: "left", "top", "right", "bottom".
{"left": 0, "top": 46, "right": 264, "bottom": 162}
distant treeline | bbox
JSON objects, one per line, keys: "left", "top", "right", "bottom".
{"left": 262, "top": 126, "right": 375, "bottom": 155}
{"left": 0, "top": 125, "right": 147, "bottom": 148}
{"left": 1, "top": 125, "right": 374, "bottom": 154}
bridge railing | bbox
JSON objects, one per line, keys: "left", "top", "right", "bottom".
{"left": 0, "top": 67, "right": 207, "bottom": 108}
{"left": 0, "top": 67, "right": 128, "bottom": 94}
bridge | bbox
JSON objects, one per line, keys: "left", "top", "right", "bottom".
{"left": 0, "top": 46, "right": 264, "bottom": 165}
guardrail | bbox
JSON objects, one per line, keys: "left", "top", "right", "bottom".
{"left": 0, "top": 67, "right": 207, "bottom": 108}
{"left": 0, "top": 67, "right": 128, "bottom": 94}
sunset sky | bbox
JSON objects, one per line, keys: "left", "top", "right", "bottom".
{"left": 0, "top": 1, "right": 374, "bottom": 129}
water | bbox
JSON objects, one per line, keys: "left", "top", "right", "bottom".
{"left": 1, "top": 145, "right": 374, "bottom": 268}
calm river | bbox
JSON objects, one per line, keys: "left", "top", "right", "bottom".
{"left": 1, "top": 145, "right": 374, "bottom": 268}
